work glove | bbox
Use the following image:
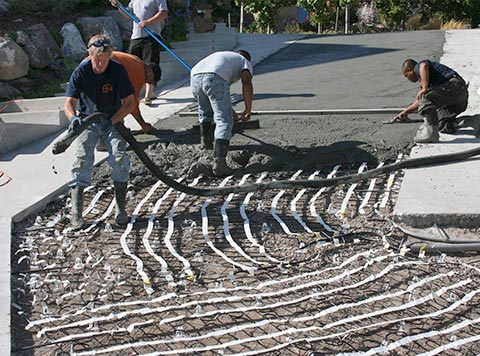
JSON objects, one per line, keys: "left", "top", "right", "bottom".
{"left": 68, "top": 115, "right": 82, "bottom": 133}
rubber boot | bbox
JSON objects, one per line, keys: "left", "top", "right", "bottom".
{"left": 96, "top": 139, "right": 108, "bottom": 152}
{"left": 212, "top": 139, "right": 232, "bottom": 177}
{"left": 414, "top": 112, "right": 439, "bottom": 143}
{"left": 200, "top": 122, "right": 214, "bottom": 150}
{"left": 114, "top": 181, "right": 129, "bottom": 225}
{"left": 70, "top": 186, "right": 86, "bottom": 230}
{"left": 458, "top": 114, "right": 480, "bottom": 137}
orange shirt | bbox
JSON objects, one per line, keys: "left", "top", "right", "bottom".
{"left": 111, "top": 51, "right": 146, "bottom": 116}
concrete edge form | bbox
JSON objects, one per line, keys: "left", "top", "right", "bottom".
{"left": 0, "top": 217, "right": 11, "bottom": 355}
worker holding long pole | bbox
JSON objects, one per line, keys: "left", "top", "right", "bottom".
{"left": 111, "top": 0, "right": 169, "bottom": 105}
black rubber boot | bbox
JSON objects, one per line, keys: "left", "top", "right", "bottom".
{"left": 213, "top": 139, "right": 232, "bottom": 177}
{"left": 414, "top": 110, "right": 439, "bottom": 143}
{"left": 113, "top": 181, "right": 129, "bottom": 225}
{"left": 70, "top": 186, "right": 86, "bottom": 230}
{"left": 200, "top": 122, "right": 214, "bottom": 150}
{"left": 458, "top": 114, "right": 480, "bottom": 137}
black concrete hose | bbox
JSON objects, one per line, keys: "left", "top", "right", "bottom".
{"left": 54, "top": 112, "right": 480, "bottom": 197}
{"left": 52, "top": 112, "right": 109, "bottom": 155}
{"left": 409, "top": 242, "right": 480, "bottom": 254}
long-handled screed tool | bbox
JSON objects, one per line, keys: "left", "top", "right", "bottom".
{"left": 115, "top": 1, "right": 192, "bottom": 72}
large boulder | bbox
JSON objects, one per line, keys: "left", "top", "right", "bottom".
{"left": 105, "top": 9, "right": 132, "bottom": 41}
{"left": 0, "top": 37, "right": 29, "bottom": 81}
{"left": 22, "top": 23, "right": 62, "bottom": 69}
{"left": 61, "top": 23, "right": 88, "bottom": 61}
{"left": 78, "top": 16, "right": 123, "bottom": 51}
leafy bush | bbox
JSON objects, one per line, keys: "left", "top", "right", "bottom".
{"left": 162, "top": 3, "right": 188, "bottom": 42}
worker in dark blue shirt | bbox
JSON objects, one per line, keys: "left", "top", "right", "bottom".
{"left": 64, "top": 34, "right": 135, "bottom": 229}
{"left": 392, "top": 58, "right": 468, "bottom": 143}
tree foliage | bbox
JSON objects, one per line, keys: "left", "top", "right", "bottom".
{"left": 374, "top": 0, "right": 480, "bottom": 29}
{"left": 233, "top": 0, "right": 296, "bottom": 32}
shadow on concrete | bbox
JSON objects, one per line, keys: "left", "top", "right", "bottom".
{"left": 252, "top": 93, "right": 316, "bottom": 101}
{"left": 0, "top": 131, "right": 62, "bottom": 161}
{"left": 254, "top": 40, "right": 400, "bottom": 75}
{"left": 233, "top": 131, "right": 378, "bottom": 174}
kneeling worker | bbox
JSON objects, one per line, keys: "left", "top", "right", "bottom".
{"left": 392, "top": 58, "right": 468, "bottom": 143}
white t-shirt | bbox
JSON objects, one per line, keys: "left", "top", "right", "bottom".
{"left": 191, "top": 51, "right": 253, "bottom": 84}
{"left": 128, "top": 0, "right": 168, "bottom": 38}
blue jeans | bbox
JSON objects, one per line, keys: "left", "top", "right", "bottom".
{"left": 191, "top": 73, "right": 233, "bottom": 141}
{"left": 70, "top": 120, "right": 130, "bottom": 187}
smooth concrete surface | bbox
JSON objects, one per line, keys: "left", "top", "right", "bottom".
{"left": 0, "top": 110, "right": 68, "bottom": 154}
{"left": 394, "top": 133, "right": 480, "bottom": 227}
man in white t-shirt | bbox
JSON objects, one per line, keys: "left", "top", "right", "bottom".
{"left": 190, "top": 50, "right": 254, "bottom": 176}
{"left": 111, "top": 0, "right": 168, "bottom": 104}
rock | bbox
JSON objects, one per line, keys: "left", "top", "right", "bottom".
{"left": 0, "top": 80, "right": 23, "bottom": 98}
{"left": 0, "top": 36, "right": 29, "bottom": 81}
{"left": 105, "top": 9, "right": 132, "bottom": 41}
{"left": 15, "top": 31, "right": 28, "bottom": 46}
{"left": 61, "top": 23, "right": 88, "bottom": 61}
{"left": 22, "top": 23, "right": 62, "bottom": 69}
{"left": 78, "top": 16, "right": 124, "bottom": 51}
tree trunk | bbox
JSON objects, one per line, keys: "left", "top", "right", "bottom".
{"left": 335, "top": 7, "right": 339, "bottom": 33}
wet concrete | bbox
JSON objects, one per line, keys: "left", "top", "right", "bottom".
{"left": 96, "top": 31, "right": 446, "bottom": 189}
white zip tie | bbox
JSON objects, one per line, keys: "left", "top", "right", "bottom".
{"left": 309, "top": 165, "right": 340, "bottom": 233}
{"left": 201, "top": 175, "right": 254, "bottom": 272}
{"left": 339, "top": 162, "right": 367, "bottom": 219}
{"left": 271, "top": 170, "right": 303, "bottom": 235}
{"left": 294, "top": 271, "right": 454, "bottom": 323}
{"left": 223, "top": 289, "right": 480, "bottom": 356}
{"left": 221, "top": 174, "right": 264, "bottom": 265}
{"left": 324, "top": 278, "right": 472, "bottom": 329}
{"left": 36, "top": 251, "right": 387, "bottom": 338}
{"left": 240, "top": 172, "right": 283, "bottom": 264}
{"left": 358, "top": 162, "right": 384, "bottom": 215}
{"left": 27, "top": 292, "right": 177, "bottom": 331}
{"left": 344, "top": 317, "right": 480, "bottom": 356}
{"left": 165, "top": 176, "right": 202, "bottom": 280}
{"left": 290, "top": 171, "right": 319, "bottom": 234}
{"left": 144, "top": 178, "right": 185, "bottom": 284}
{"left": 83, "top": 198, "right": 115, "bottom": 233}
{"left": 416, "top": 327, "right": 480, "bottom": 356}
{"left": 82, "top": 189, "right": 105, "bottom": 216}
{"left": 120, "top": 181, "right": 162, "bottom": 288}
{"left": 380, "top": 153, "right": 403, "bottom": 208}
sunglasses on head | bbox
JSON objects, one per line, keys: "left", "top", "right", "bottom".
{"left": 88, "top": 39, "right": 111, "bottom": 48}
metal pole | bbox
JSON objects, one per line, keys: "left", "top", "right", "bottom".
{"left": 240, "top": 2, "right": 244, "bottom": 33}
{"left": 178, "top": 108, "right": 406, "bottom": 117}
{"left": 116, "top": 1, "right": 192, "bottom": 71}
